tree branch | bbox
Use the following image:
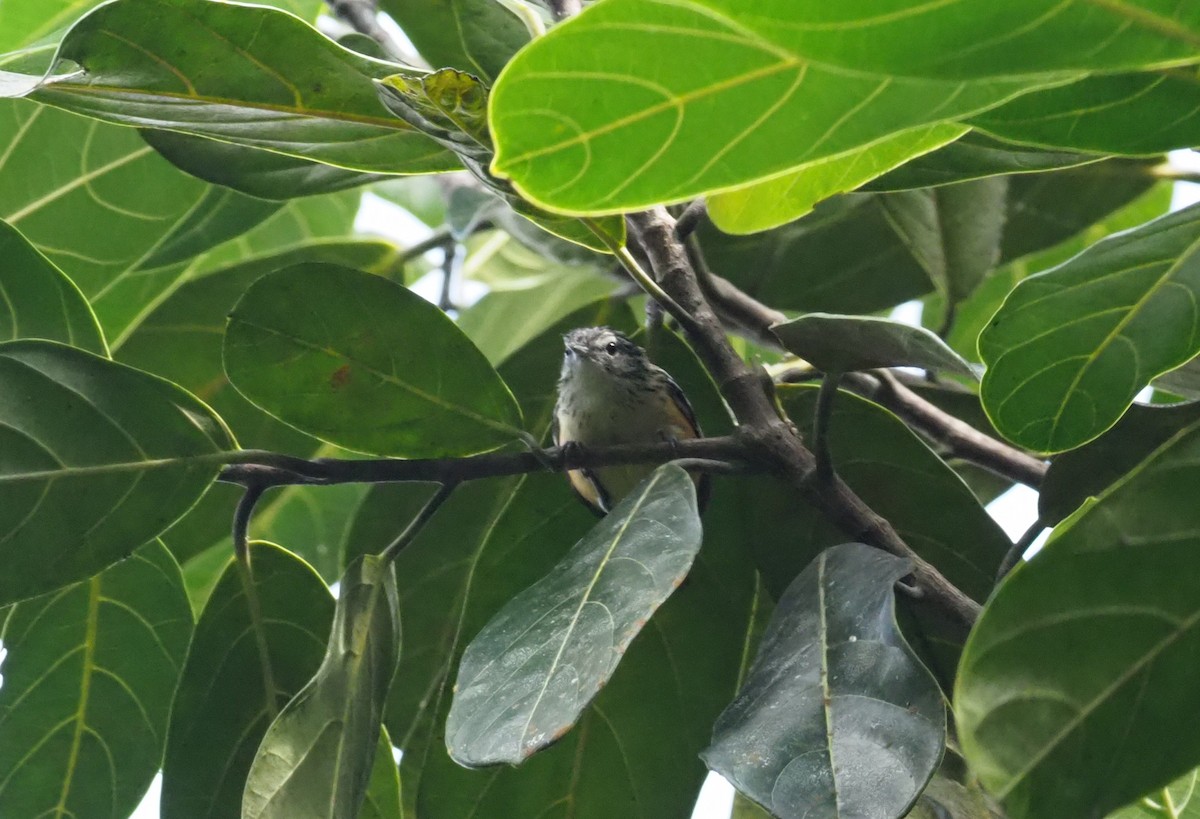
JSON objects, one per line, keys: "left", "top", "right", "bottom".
{"left": 327, "top": 0, "right": 413, "bottom": 64}
{"left": 627, "top": 208, "right": 981, "bottom": 631}
{"left": 548, "top": 0, "right": 582, "bottom": 21}
{"left": 218, "top": 436, "right": 753, "bottom": 490}
{"left": 842, "top": 370, "right": 1048, "bottom": 488}
{"left": 381, "top": 482, "right": 458, "bottom": 563}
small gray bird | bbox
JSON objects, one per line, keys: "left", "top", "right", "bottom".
{"left": 552, "top": 326, "right": 707, "bottom": 515}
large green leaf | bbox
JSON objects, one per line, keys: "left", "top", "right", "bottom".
{"left": 224, "top": 262, "right": 522, "bottom": 456}
{"left": 707, "top": 123, "right": 967, "bottom": 234}
{"left": 957, "top": 421, "right": 1200, "bottom": 818}
{"left": 1156, "top": 356, "right": 1200, "bottom": 399}
{"left": 21, "top": 0, "right": 457, "bottom": 174}
{"left": 0, "top": 339, "right": 234, "bottom": 604}
{"left": 135, "top": 186, "right": 282, "bottom": 271}
{"left": 489, "top": 0, "right": 1083, "bottom": 214}
{"left": 1111, "top": 770, "right": 1200, "bottom": 819}
{"left": 980, "top": 201, "right": 1200, "bottom": 453}
{"left": 703, "top": 542, "right": 945, "bottom": 819}
{"left": 973, "top": 71, "right": 1200, "bottom": 155}
{"left": 772, "top": 313, "right": 975, "bottom": 376}
{"left": 361, "top": 728, "right": 402, "bottom": 819}
{"left": 1039, "top": 401, "right": 1200, "bottom": 525}
{"left": 242, "top": 553, "right": 400, "bottom": 819}
{"left": 0, "top": 218, "right": 105, "bottom": 353}
{"left": 141, "top": 129, "right": 384, "bottom": 200}
{"left": 379, "top": 0, "right": 529, "bottom": 82}
{"left": 162, "top": 542, "right": 334, "bottom": 819}
{"left": 446, "top": 464, "right": 703, "bottom": 766}
{"left": 0, "top": 541, "right": 192, "bottom": 819}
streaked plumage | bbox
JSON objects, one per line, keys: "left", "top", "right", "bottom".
{"left": 552, "top": 327, "right": 707, "bottom": 515}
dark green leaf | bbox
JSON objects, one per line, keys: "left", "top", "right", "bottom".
{"left": 162, "top": 542, "right": 335, "bottom": 819}
{"left": 1039, "top": 401, "right": 1200, "bottom": 524}
{"left": 379, "top": 0, "right": 530, "bottom": 82}
{"left": 980, "top": 201, "right": 1200, "bottom": 453}
{"left": 703, "top": 542, "right": 945, "bottom": 819}
{"left": 447, "top": 464, "right": 702, "bottom": 766}
{"left": 865, "top": 131, "right": 1102, "bottom": 192}
{"left": 0, "top": 541, "right": 192, "bottom": 818}
{"left": 697, "top": 196, "right": 936, "bottom": 315}
{"left": 224, "top": 262, "right": 523, "bottom": 456}
{"left": 141, "top": 130, "right": 385, "bottom": 200}
{"left": 972, "top": 71, "right": 1200, "bottom": 155}
{"left": 243, "top": 553, "right": 399, "bottom": 819}
{"left": 0, "top": 339, "right": 234, "bottom": 604}
{"left": 957, "top": 420, "right": 1200, "bottom": 818}
{"left": 361, "top": 728, "right": 402, "bottom": 819}
{"left": 707, "top": 123, "right": 967, "bottom": 234}
{"left": 881, "top": 177, "right": 1008, "bottom": 305}
{"left": 1111, "top": 769, "right": 1200, "bottom": 819}
{"left": 24, "top": 0, "right": 457, "bottom": 174}
{"left": 0, "top": 218, "right": 105, "bottom": 353}
{"left": 772, "top": 313, "right": 975, "bottom": 377}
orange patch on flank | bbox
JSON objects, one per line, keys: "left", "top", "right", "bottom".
{"left": 329, "top": 364, "right": 352, "bottom": 389}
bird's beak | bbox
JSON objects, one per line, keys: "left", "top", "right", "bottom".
{"left": 564, "top": 343, "right": 588, "bottom": 359}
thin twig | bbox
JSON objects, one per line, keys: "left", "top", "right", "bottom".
{"left": 218, "top": 436, "right": 752, "bottom": 490}
{"left": 997, "top": 518, "right": 1046, "bottom": 581}
{"left": 673, "top": 199, "right": 708, "bottom": 240}
{"left": 232, "top": 483, "right": 266, "bottom": 563}
{"left": 380, "top": 482, "right": 458, "bottom": 563}
{"left": 813, "top": 372, "right": 842, "bottom": 482}
{"left": 438, "top": 241, "right": 458, "bottom": 311}
{"left": 846, "top": 370, "right": 1048, "bottom": 488}
{"left": 548, "top": 0, "right": 582, "bottom": 21}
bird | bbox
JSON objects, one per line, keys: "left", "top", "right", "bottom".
{"left": 552, "top": 326, "right": 708, "bottom": 515}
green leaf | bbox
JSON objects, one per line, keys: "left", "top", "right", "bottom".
{"left": 708, "top": 123, "right": 967, "bottom": 234}
{"left": 24, "top": 0, "right": 457, "bottom": 174}
{"left": 223, "top": 262, "right": 522, "bottom": 456}
{"left": 703, "top": 542, "right": 945, "bottom": 819}
{"left": 447, "top": 464, "right": 702, "bottom": 766}
{"left": 0, "top": 339, "right": 234, "bottom": 604}
{"left": 361, "top": 728, "right": 402, "bottom": 819}
{"left": 162, "top": 542, "right": 334, "bottom": 819}
{"left": 379, "top": 0, "right": 530, "bottom": 82}
{"left": 972, "top": 71, "right": 1200, "bottom": 155}
{"left": 135, "top": 186, "right": 282, "bottom": 271}
{"left": 488, "top": 0, "right": 1079, "bottom": 214}
{"left": 141, "top": 130, "right": 384, "bottom": 200}
{"left": 697, "top": 196, "right": 936, "bottom": 315}
{"left": 1111, "top": 770, "right": 1200, "bottom": 819}
{"left": 865, "top": 131, "right": 1102, "bottom": 192}
{"left": 772, "top": 313, "right": 975, "bottom": 376}
{"left": 980, "top": 201, "right": 1200, "bottom": 453}
{"left": 881, "top": 177, "right": 1009, "bottom": 306}
{"left": 1039, "top": 401, "right": 1200, "bottom": 525}
{"left": 0, "top": 218, "right": 105, "bottom": 354}
{"left": 956, "top": 420, "right": 1200, "bottom": 818}
{"left": 376, "top": 68, "right": 624, "bottom": 252}
{"left": 0, "top": 540, "right": 192, "bottom": 819}
{"left": 242, "top": 553, "right": 400, "bottom": 819}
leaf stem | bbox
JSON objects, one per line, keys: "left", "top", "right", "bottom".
{"left": 997, "top": 517, "right": 1047, "bottom": 581}
{"left": 814, "top": 372, "right": 843, "bottom": 482}
{"left": 380, "top": 482, "right": 458, "bottom": 564}
{"left": 232, "top": 483, "right": 266, "bottom": 564}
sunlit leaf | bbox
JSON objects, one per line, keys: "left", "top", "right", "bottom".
{"left": 0, "top": 541, "right": 191, "bottom": 818}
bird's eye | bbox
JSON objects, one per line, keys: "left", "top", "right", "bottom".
{"left": 605, "top": 342, "right": 619, "bottom": 355}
